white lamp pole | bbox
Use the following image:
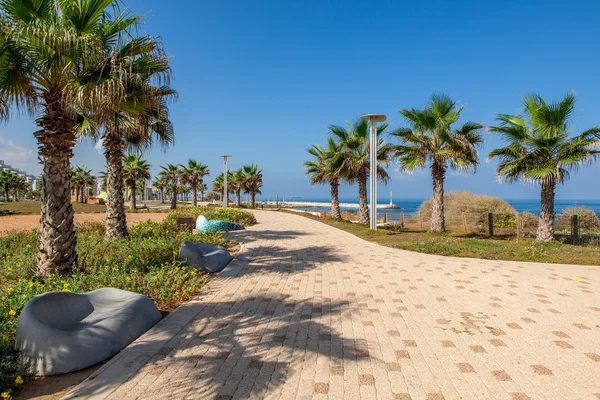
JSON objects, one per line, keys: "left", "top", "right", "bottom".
{"left": 220, "top": 155, "right": 232, "bottom": 208}
{"left": 360, "top": 114, "right": 387, "bottom": 230}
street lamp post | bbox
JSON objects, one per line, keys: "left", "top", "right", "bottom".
{"left": 360, "top": 114, "right": 387, "bottom": 230}
{"left": 219, "top": 155, "right": 232, "bottom": 208}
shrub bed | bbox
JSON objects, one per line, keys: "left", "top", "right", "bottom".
{"left": 164, "top": 206, "right": 257, "bottom": 227}
{"left": 0, "top": 209, "right": 250, "bottom": 398}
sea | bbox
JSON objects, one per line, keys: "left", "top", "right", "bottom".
{"left": 275, "top": 197, "right": 600, "bottom": 218}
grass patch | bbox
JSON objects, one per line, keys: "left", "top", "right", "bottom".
{"left": 0, "top": 207, "right": 255, "bottom": 398}
{"left": 289, "top": 212, "right": 600, "bottom": 266}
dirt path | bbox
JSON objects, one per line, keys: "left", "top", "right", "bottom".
{"left": 0, "top": 213, "right": 168, "bottom": 235}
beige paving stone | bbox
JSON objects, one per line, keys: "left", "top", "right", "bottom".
{"left": 63, "top": 210, "right": 600, "bottom": 400}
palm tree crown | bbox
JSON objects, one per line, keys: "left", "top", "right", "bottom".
{"left": 179, "top": 159, "right": 209, "bottom": 206}
{"left": 304, "top": 137, "right": 344, "bottom": 219}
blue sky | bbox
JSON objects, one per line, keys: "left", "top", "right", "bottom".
{"left": 2, "top": 0, "right": 600, "bottom": 200}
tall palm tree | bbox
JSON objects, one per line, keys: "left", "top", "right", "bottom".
{"left": 153, "top": 175, "right": 167, "bottom": 203}
{"left": 160, "top": 164, "right": 180, "bottom": 209}
{"left": 329, "top": 118, "right": 392, "bottom": 225}
{"left": 70, "top": 167, "right": 84, "bottom": 202}
{"left": 0, "top": 0, "right": 139, "bottom": 275}
{"left": 242, "top": 164, "right": 263, "bottom": 208}
{"left": 84, "top": 33, "right": 175, "bottom": 239}
{"left": 70, "top": 166, "right": 95, "bottom": 203}
{"left": 123, "top": 155, "right": 150, "bottom": 210}
{"left": 179, "top": 159, "right": 209, "bottom": 206}
{"left": 392, "top": 94, "right": 483, "bottom": 233}
{"left": 304, "top": 138, "right": 344, "bottom": 220}
{"left": 488, "top": 93, "right": 600, "bottom": 242}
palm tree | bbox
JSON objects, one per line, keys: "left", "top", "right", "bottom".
{"left": 123, "top": 156, "right": 150, "bottom": 210}
{"left": 0, "top": 171, "right": 15, "bottom": 202}
{"left": 212, "top": 172, "right": 231, "bottom": 202}
{"left": 199, "top": 183, "right": 208, "bottom": 201}
{"left": 392, "top": 94, "right": 483, "bottom": 233}
{"left": 70, "top": 166, "right": 95, "bottom": 203}
{"left": 229, "top": 169, "right": 246, "bottom": 207}
{"left": 304, "top": 138, "right": 344, "bottom": 220}
{"left": 85, "top": 34, "right": 175, "bottom": 239}
{"left": 242, "top": 164, "right": 263, "bottom": 208}
{"left": 153, "top": 176, "right": 167, "bottom": 203}
{"left": 160, "top": 164, "right": 180, "bottom": 209}
{"left": 329, "top": 119, "right": 392, "bottom": 225}
{"left": 0, "top": 0, "right": 139, "bottom": 275}
{"left": 488, "top": 93, "right": 600, "bottom": 242}
{"left": 179, "top": 160, "right": 209, "bottom": 207}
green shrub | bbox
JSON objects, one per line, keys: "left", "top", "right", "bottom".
{"left": 164, "top": 206, "right": 256, "bottom": 228}
{"left": 0, "top": 217, "right": 229, "bottom": 398}
{"left": 560, "top": 206, "right": 600, "bottom": 230}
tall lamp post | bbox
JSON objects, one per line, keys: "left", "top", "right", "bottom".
{"left": 220, "top": 155, "right": 232, "bottom": 208}
{"left": 360, "top": 114, "right": 387, "bottom": 230}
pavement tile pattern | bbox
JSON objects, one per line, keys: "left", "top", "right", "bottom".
{"left": 65, "top": 210, "right": 600, "bottom": 400}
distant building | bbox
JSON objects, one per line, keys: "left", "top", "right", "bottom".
{"left": 0, "top": 160, "right": 40, "bottom": 190}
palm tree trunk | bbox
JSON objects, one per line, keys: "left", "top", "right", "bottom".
{"left": 160, "top": 188, "right": 164, "bottom": 203}
{"left": 170, "top": 185, "right": 177, "bottom": 209}
{"left": 3, "top": 186, "right": 9, "bottom": 202}
{"left": 191, "top": 179, "right": 198, "bottom": 207}
{"left": 236, "top": 189, "right": 241, "bottom": 207}
{"left": 330, "top": 178, "right": 342, "bottom": 220}
{"left": 250, "top": 191, "right": 256, "bottom": 208}
{"left": 358, "top": 170, "right": 369, "bottom": 225}
{"left": 430, "top": 161, "right": 446, "bottom": 233}
{"left": 104, "top": 132, "right": 128, "bottom": 239}
{"left": 81, "top": 184, "right": 85, "bottom": 203}
{"left": 35, "top": 93, "right": 78, "bottom": 275}
{"left": 537, "top": 182, "right": 555, "bottom": 242}
{"left": 130, "top": 184, "right": 137, "bottom": 210}
{"left": 200, "top": 191, "right": 204, "bottom": 201}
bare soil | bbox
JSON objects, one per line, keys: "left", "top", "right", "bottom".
{"left": 0, "top": 213, "right": 168, "bottom": 235}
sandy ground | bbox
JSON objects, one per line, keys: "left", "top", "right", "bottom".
{"left": 0, "top": 213, "right": 168, "bottom": 235}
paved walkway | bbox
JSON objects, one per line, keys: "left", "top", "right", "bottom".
{"left": 65, "top": 210, "right": 600, "bottom": 400}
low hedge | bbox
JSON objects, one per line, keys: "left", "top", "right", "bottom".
{"left": 164, "top": 206, "right": 257, "bottom": 228}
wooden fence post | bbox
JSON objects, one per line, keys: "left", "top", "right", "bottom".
{"left": 383, "top": 212, "right": 387, "bottom": 223}
{"left": 276, "top": 194, "right": 279, "bottom": 209}
{"left": 462, "top": 213, "right": 468, "bottom": 232}
{"left": 571, "top": 215, "right": 580, "bottom": 245}
{"left": 488, "top": 213, "right": 494, "bottom": 237}
{"left": 516, "top": 213, "right": 522, "bottom": 238}
{"left": 401, "top": 212, "right": 405, "bottom": 226}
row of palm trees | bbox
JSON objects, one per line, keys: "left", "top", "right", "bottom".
{"left": 70, "top": 166, "right": 96, "bottom": 203}
{"left": 305, "top": 93, "right": 600, "bottom": 242}
{"left": 0, "top": 0, "right": 176, "bottom": 275}
{"left": 212, "top": 164, "right": 264, "bottom": 208}
{"left": 0, "top": 171, "right": 30, "bottom": 202}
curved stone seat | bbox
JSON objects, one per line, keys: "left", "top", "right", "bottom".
{"left": 195, "top": 215, "right": 245, "bottom": 233}
{"left": 16, "top": 288, "right": 161, "bottom": 376}
{"left": 178, "top": 240, "right": 233, "bottom": 273}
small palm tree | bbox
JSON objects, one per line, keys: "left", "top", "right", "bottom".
{"left": 153, "top": 176, "right": 167, "bottom": 203}
{"left": 242, "top": 164, "right": 263, "bottom": 208}
{"left": 392, "top": 94, "right": 483, "bottom": 232}
{"left": 179, "top": 160, "right": 209, "bottom": 207}
{"left": 123, "top": 156, "right": 150, "bottom": 210}
{"left": 0, "top": 171, "right": 15, "bottom": 202}
{"left": 304, "top": 138, "right": 344, "bottom": 220}
{"left": 329, "top": 118, "right": 392, "bottom": 225}
{"left": 488, "top": 93, "right": 600, "bottom": 242}
{"left": 160, "top": 164, "right": 180, "bottom": 209}
{"left": 199, "top": 183, "right": 208, "bottom": 201}
{"left": 212, "top": 172, "right": 234, "bottom": 204}
{"left": 230, "top": 169, "right": 246, "bottom": 207}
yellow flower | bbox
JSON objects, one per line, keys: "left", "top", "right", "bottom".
{"left": 63, "top": 289, "right": 71, "bottom": 292}
{"left": 15, "top": 376, "right": 23, "bottom": 385}
{"left": 28, "top": 282, "right": 34, "bottom": 288}
{"left": 26, "top": 244, "right": 31, "bottom": 248}
{"left": 1, "top": 391, "right": 10, "bottom": 399}
{"left": 8, "top": 310, "right": 16, "bottom": 317}
{"left": 126, "top": 277, "right": 131, "bottom": 281}
{"left": 1, "top": 335, "right": 9, "bottom": 342}
{"left": 6, "top": 288, "right": 14, "bottom": 294}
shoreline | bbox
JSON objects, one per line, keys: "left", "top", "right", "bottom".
{"left": 266, "top": 200, "right": 400, "bottom": 209}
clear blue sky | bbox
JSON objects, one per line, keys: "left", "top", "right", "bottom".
{"left": 2, "top": 0, "right": 600, "bottom": 200}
